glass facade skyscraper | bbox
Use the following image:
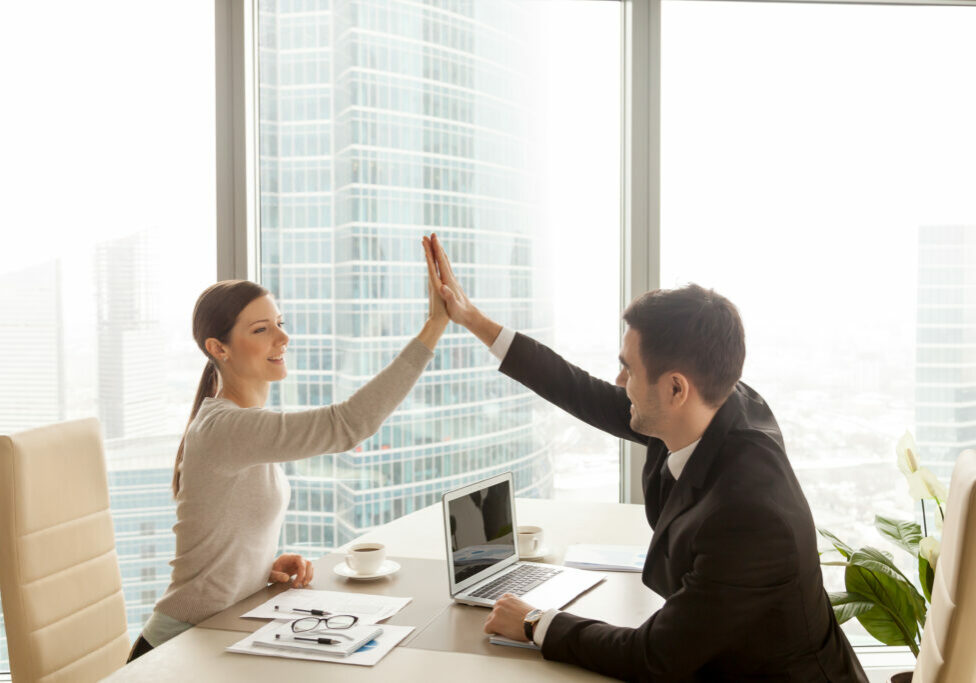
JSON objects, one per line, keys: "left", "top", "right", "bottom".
{"left": 258, "top": 0, "right": 554, "bottom": 554}
{"left": 96, "top": 231, "right": 178, "bottom": 644}
{"left": 916, "top": 225, "right": 976, "bottom": 482}
{"left": 0, "top": 261, "right": 65, "bottom": 435}
{"left": 96, "top": 230, "right": 166, "bottom": 440}
{"left": 0, "top": 245, "right": 180, "bottom": 667}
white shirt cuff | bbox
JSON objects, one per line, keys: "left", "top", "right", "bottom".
{"left": 488, "top": 326, "right": 516, "bottom": 362}
{"left": 532, "top": 608, "right": 560, "bottom": 647}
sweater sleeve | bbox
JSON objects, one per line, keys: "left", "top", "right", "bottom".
{"left": 198, "top": 337, "right": 433, "bottom": 468}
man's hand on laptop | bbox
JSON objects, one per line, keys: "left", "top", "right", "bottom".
{"left": 484, "top": 593, "right": 535, "bottom": 642}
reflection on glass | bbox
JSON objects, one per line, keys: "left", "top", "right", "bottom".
{"left": 448, "top": 480, "right": 516, "bottom": 583}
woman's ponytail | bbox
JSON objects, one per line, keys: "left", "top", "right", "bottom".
{"left": 172, "top": 360, "right": 219, "bottom": 496}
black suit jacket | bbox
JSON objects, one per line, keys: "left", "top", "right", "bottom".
{"left": 500, "top": 333, "right": 867, "bottom": 682}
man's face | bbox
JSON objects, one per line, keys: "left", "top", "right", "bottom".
{"left": 616, "top": 327, "right": 667, "bottom": 437}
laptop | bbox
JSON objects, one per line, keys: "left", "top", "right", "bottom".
{"left": 442, "top": 472, "right": 604, "bottom": 609}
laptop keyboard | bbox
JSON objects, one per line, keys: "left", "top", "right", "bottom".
{"left": 469, "top": 564, "right": 562, "bottom": 601}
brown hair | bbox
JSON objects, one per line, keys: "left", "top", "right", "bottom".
{"left": 172, "top": 280, "right": 269, "bottom": 496}
{"left": 622, "top": 283, "right": 745, "bottom": 406}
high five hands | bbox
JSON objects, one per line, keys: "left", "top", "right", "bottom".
{"left": 423, "top": 233, "right": 502, "bottom": 347}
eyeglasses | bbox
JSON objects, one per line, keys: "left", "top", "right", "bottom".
{"left": 291, "top": 615, "right": 359, "bottom": 633}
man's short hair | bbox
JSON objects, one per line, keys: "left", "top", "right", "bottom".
{"left": 622, "top": 284, "right": 745, "bottom": 406}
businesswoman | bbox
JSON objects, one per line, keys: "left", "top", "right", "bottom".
{"left": 127, "top": 237, "right": 447, "bottom": 661}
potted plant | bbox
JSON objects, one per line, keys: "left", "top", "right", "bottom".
{"left": 818, "top": 431, "right": 947, "bottom": 681}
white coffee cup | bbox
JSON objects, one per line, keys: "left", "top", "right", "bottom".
{"left": 517, "top": 525, "right": 544, "bottom": 557}
{"left": 346, "top": 542, "right": 386, "bottom": 574}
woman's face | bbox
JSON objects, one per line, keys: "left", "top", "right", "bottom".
{"left": 222, "top": 295, "right": 289, "bottom": 382}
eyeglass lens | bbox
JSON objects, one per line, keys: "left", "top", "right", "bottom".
{"left": 292, "top": 615, "right": 357, "bottom": 632}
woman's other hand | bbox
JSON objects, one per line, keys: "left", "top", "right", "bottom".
{"left": 268, "top": 553, "right": 314, "bottom": 588}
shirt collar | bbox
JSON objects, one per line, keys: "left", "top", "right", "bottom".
{"left": 667, "top": 438, "right": 702, "bottom": 480}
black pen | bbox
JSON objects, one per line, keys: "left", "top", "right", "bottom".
{"left": 275, "top": 634, "right": 341, "bottom": 645}
{"left": 273, "top": 605, "right": 331, "bottom": 616}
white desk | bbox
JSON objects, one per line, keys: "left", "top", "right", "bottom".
{"left": 105, "top": 498, "right": 660, "bottom": 682}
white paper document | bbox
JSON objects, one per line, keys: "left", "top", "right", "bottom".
{"left": 242, "top": 588, "right": 411, "bottom": 623}
{"left": 254, "top": 621, "right": 383, "bottom": 657}
{"left": 228, "top": 619, "right": 413, "bottom": 666}
{"left": 563, "top": 544, "right": 646, "bottom": 572}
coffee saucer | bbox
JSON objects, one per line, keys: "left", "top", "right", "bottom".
{"left": 520, "top": 547, "right": 551, "bottom": 561}
{"left": 333, "top": 559, "right": 400, "bottom": 580}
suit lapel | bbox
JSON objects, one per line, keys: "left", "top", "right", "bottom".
{"left": 646, "top": 390, "right": 744, "bottom": 560}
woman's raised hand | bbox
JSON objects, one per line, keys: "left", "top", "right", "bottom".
{"left": 423, "top": 235, "right": 449, "bottom": 326}
{"left": 428, "top": 233, "right": 478, "bottom": 328}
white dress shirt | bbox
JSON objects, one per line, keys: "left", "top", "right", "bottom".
{"left": 487, "top": 326, "right": 701, "bottom": 647}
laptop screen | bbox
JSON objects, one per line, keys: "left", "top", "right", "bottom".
{"left": 447, "top": 478, "right": 516, "bottom": 584}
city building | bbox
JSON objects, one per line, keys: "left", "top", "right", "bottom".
{"left": 96, "top": 231, "right": 178, "bottom": 641}
{"left": 95, "top": 230, "right": 165, "bottom": 440}
{"left": 258, "top": 0, "right": 554, "bottom": 554}
{"left": 915, "top": 225, "right": 976, "bottom": 482}
{"left": 104, "top": 437, "right": 179, "bottom": 644}
{"left": 0, "top": 260, "right": 65, "bottom": 434}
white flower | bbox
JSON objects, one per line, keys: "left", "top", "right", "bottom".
{"left": 896, "top": 430, "right": 921, "bottom": 476}
{"left": 904, "top": 467, "right": 949, "bottom": 502}
{"left": 920, "top": 536, "right": 941, "bottom": 569}
{"left": 895, "top": 431, "right": 948, "bottom": 503}
{"left": 905, "top": 471, "right": 931, "bottom": 500}
{"left": 920, "top": 467, "right": 949, "bottom": 503}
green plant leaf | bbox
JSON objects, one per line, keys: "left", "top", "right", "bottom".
{"left": 850, "top": 547, "right": 909, "bottom": 583}
{"left": 845, "top": 558, "right": 920, "bottom": 655}
{"left": 919, "top": 555, "right": 935, "bottom": 604}
{"left": 827, "top": 591, "right": 876, "bottom": 624}
{"left": 874, "top": 515, "right": 922, "bottom": 556}
{"left": 850, "top": 547, "right": 928, "bottom": 626}
{"left": 818, "top": 527, "right": 854, "bottom": 560}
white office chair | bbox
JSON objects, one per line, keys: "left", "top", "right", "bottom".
{"left": 0, "top": 418, "right": 129, "bottom": 682}
{"left": 891, "top": 449, "right": 976, "bottom": 683}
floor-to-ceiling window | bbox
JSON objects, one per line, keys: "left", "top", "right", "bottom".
{"left": 255, "top": 0, "right": 622, "bottom": 558}
{"left": 0, "top": 1, "right": 216, "bottom": 670}
{"left": 660, "top": 0, "right": 976, "bottom": 649}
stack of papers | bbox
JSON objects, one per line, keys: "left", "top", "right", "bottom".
{"left": 229, "top": 621, "right": 414, "bottom": 666}
{"left": 242, "top": 589, "right": 411, "bottom": 623}
{"left": 254, "top": 622, "right": 383, "bottom": 657}
{"left": 228, "top": 588, "right": 415, "bottom": 666}
{"left": 563, "top": 544, "right": 646, "bottom": 572}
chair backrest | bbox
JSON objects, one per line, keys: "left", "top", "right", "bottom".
{"left": 0, "top": 418, "right": 129, "bottom": 682}
{"left": 914, "top": 449, "right": 976, "bottom": 683}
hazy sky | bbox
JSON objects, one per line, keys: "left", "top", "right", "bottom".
{"left": 2, "top": 0, "right": 974, "bottom": 382}
{"left": 0, "top": 1, "right": 216, "bottom": 348}
{"left": 661, "top": 2, "right": 976, "bottom": 358}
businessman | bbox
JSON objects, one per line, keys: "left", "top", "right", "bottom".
{"left": 425, "top": 234, "right": 867, "bottom": 682}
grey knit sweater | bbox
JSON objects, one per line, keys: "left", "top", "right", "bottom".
{"left": 154, "top": 338, "right": 432, "bottom": 624}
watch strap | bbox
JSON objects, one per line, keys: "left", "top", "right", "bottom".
{"left": 523, "top": 608, "right": 543, "bottom": 642}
